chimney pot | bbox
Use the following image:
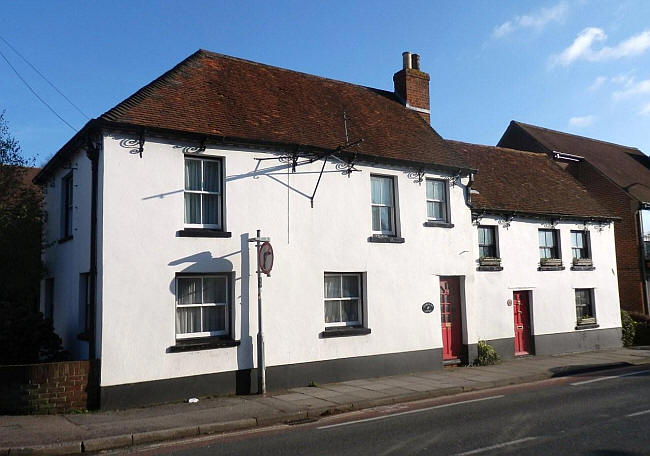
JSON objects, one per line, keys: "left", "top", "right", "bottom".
{"left": 412, "top": 54, "right": 420, "bottom": 71}
{"left": 402, "top": 51, "right": 412, "bottom": 70}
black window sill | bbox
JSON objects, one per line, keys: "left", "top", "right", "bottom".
{"left": 167, "top": 337, "right": 240, "bottom": 353}
{"left": 320, "top": 327, "right": 371, "bottom": 338}
{"left": 58, "top": 235, "right": 73, "bottom": 244}
{"left": 571, "top": 265, "right": 595, "bottom": 271}
{"left": 477, "top": 265, "right": 503, "bottom": 271}
{"left": 575, "top": 323, "right": 599, "bottom": 330}
{"left": 368, "top": 235, "right": 405, "bottom": 244}
{"left": 538, "top": 265, "right": 565, "bottom": 271}
{"left": 176, "top": 229, "right": 232, "bottom": 238}
{"left": 423, "top": 221, "right": 454, "bottom": 228}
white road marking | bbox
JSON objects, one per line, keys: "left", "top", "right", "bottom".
{"left": 626, "top": 409, "right": 650, "bottom": 418}
{"left": 317, "top": 395, "right": 504, "bottom": 430}
{"left": 569, "top": 369, "right": 650, "bottom": 386}
{"left": 452, "top": 437, "right": 539, "bottom": 455}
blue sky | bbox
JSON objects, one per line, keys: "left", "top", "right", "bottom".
{"left": 1, "top": 0, "right": 649, "bottom": 166}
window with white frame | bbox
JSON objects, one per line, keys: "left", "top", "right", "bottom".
{"left": 61, "top": 172, "right": 73, "bottom": 238}
{"left": 371, "top": 175, "right": 395, "bottom": 235}
{"left": 538, "top": 229, "right": 560, "bottom": 259}
{"left": 426, "top": 178, "right": 449, "bottom": 223}
{"left": 184, "top": 156, "right": 222, "bottom": 229}
{"left": 176, "top": 275, "right": 229, "bottom": 338}
{"left": 575, "top": 289, "right": 596, "bottom": 325}
{"left": 324, "top": 273, "right": 362, "bottom": 326}
{"left": 571, "top": 231, "right": 590, "bottom": 260}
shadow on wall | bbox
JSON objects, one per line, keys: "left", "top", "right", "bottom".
{"left": 166, "top": 245, "right": 255, "bottom": 394}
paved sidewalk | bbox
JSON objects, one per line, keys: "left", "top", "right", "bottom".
{"left": 2, "top": 347, "right": 650, "bottom": 455}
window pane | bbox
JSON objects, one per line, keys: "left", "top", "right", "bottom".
{"left": 484, "top": 227, "right": 494, "bottom": 245}
{"left": 203, "top": 161, "right": 220, "bottom": 192}
{"left": 184, "top": 193, "right": 201, "bottom": 224}
{"left": 325, "top": 300, "right": 341, "bottom": 323}
{"left": 178, "top": 278, "right": 202, "bottom": 304}
{"left": 341, "top": 275, "right": 359, "bottom": 297}
{"left": 547, "top": 231, "right": 555, "bottom": 247}
{"left": 371, "top": 206, "right": 381, "bottom": 231}
{"left": 203, "top": 306, "right": 226, "bottom": 332}
{"left": 434, "top": 180, "right": 444, "bottom": 200}
{"left": 184, "top": 159, "right": 201, "bottom": 191}
{"left": 341, "top": 300, "right": 359, "bottom": 322}
{"left": 371, "top": 177, "right": 382, "bottom": 204}
{"left": 426, "top": 179, "right": 435, "bottom": 199}
{"left": 324, "top": 276, "right": 341, "bottom": 298}
{"left": 380, "top": 177, "right": 393, "bottom": 206}
{"left": 203, "top": 277, "right": 227, "bottom": 303}
{"left": 478, "top": 227, "right": 486, "bottom": 245}
{"left": 202, "top": 194, "right": 219, "bottom": 225}
{"left": 538, "top": 230, "right": 546, "bottom": 246}
{"left": 575, "top": 232, "right": 583, "bottom": 248}
{"left": 176, "top": 307, "right": 201, "bottom": 334}
{"left": 380, "top": 206, "right": 392, "bottom": 232}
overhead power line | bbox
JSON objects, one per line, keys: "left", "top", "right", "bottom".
{"left": 0, "top": 46, "right": 77, "bottom": 132}
{"left": 0, "top": 35, "right": 90, "bottom": 120}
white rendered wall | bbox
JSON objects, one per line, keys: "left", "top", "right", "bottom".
{"left": 40, "top": 149, "right": 93, "bottom": 360}
{"left": 98, "top": 133, "right": 476, "bottom": 386}
{"left": 470, "top": 216, "right": 621, "bottom": 344}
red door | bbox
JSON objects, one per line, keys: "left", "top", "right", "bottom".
{"left": 440, "top": 277, "right": 462, "bottom": 361}
{"left": 513, "top": 291, "right": 532, "bottom": 356}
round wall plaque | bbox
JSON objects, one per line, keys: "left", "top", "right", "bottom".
{"left": 422, "top": 302, "right": 434, "bottom": 313}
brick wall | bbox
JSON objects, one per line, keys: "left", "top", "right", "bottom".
{"left": 0, "top": 360, "right": 99, "bottom": 414}
{"left": 393, "top": 68, "right": 431, "bottom": 123}
{"left": 566, "top": 160, "right": 646, "bottom": 314}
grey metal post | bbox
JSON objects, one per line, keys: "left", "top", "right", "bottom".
{"left": 256, "top": 229, "right": 266, "bottom": 394}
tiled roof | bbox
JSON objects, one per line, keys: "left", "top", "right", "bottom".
{"left": 448, "top": 140, "right": 615, "bottom": 219}
{"left": 499, "top": 121, "right": 650, "bottom": 203}
{"left": 99, "top": 50, "right": 467, "bottom": 170}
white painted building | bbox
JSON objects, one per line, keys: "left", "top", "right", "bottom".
{"left": 35, "top": 51, "right": 622, "bottom": 409}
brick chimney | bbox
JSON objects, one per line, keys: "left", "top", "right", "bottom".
{"left": 393, "top": 51, "right": 430, "bottom": 123}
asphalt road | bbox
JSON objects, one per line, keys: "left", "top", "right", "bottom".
{"left": 131, "top": 367, "right": 650, "bottom": 456}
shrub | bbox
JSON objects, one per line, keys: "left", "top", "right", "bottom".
{"left": 475, "top": 340, "right": 499, "bottom": 366}
{"left": 621, "top": 310, "right": 636, "bottom": 347}
{"left": 0, "top": 301, "right": 67, "bottom": 364}
{"left": 630, "top": 312, "right": 650, "bottom": 346}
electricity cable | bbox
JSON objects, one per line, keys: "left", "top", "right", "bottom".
{"left": 0, "top": 47, "right": 77, "bottom": 132}
{"left": 0, "top": 35, "right": 90, "bottom": 120}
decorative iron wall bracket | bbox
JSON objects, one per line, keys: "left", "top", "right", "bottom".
{"left": 407, "top": 170, "right": 425, "bottom": 184}
{"left": 498, "top": 213, "right": 516, "bottom": 229}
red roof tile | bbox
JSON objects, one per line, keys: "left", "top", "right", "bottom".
{"left": 499, "top": 121, "right": 650, "bottom": 203}
{"left": 448, "top": 140, "right": 614, "bottom": 219}
{"left": 99, "top": 50, "right": 467, "bottom": 170}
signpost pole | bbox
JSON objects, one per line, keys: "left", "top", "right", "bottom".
{"left": 255, "top": 229, "right": 266, "bottom": 394}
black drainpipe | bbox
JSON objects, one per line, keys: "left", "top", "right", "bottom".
{"left": 86, "top": 137, "right": 100, "bottom": 360}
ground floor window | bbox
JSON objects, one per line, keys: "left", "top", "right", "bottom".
{"left": 575, "top": 289, "right": 596, "bottom": 325}
{"left": 176, "top": 275, "right": 229, "bottom": 338}
{"left": 324, "top": 273, "right": 362, "bottom": 327}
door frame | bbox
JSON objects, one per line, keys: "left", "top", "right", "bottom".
{"left": 512, "top": 290, "right": 534, "bottom": 356}
{"left": 439, "top": 275, "right": 465, "bottom": 363}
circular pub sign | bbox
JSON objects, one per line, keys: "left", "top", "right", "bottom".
{"left": 258, "top": 242, "right": 274, "bottom": 275}
{"left": 422, "top": 302, "right": 434, "bottom": 314}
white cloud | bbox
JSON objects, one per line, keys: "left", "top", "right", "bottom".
{"left": 611, "top": 73, "right": 635, "bottom": 86}
{"left": 639, "top": 103, "right": 650, "bottom": 115}
{"left": 613, "top": 78, "right": 650, "bottom": 100}
{"left": 568, "top": 115, "right": 596, "bottom": 127}
{"left": 493, "top": 1, "right": 568, "bottom": 38}
{"left": 588, "top": 76, "right": 607, "bottom": 91}
{"left": 552, "top": 28, "right": 650, "bottom": 66}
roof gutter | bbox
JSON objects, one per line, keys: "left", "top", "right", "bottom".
{"left": 470, "top": 207, "right": 620, "bottom": 223}
{"left": 35, "top": 119, "right": 476, "bottom": 183}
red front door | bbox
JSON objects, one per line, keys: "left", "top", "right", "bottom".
{"left": 440, "top": 277, "right": 462, "bottom": 361}
{"left": 513, "top": 291, "right": 532, "bottom": 356}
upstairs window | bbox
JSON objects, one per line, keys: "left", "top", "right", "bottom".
{"left": 478, "top": 226, "right": 498, "bottom": 258}
{"left": 426, "top": 178, "right": 449, "bottom": 223}
{"left": 61, "top": 172, "right": 73, "bottom": 239}
{"left": 571, "top": 231, "right": 591, "bottom": 260}
{"left": 324, "top": 273, "right": 362, "bottom": 327}
{"left": 539, "top": 229, "right": 560, "bottom": 259}
{"left": 184, "top": 157, "right": 222, "bottom": 229}
{"left": 371, "top": 175, "right": 395, "bottom": 235}
{"left": 176, "top": 275, "right": 229, "bottom": 339}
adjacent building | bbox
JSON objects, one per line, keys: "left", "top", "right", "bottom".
{"left": 34, "top": 51, "right": 622, "bottom": 409}
{"left": 498, "top": 121, "right": 650, "bottom": 315}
